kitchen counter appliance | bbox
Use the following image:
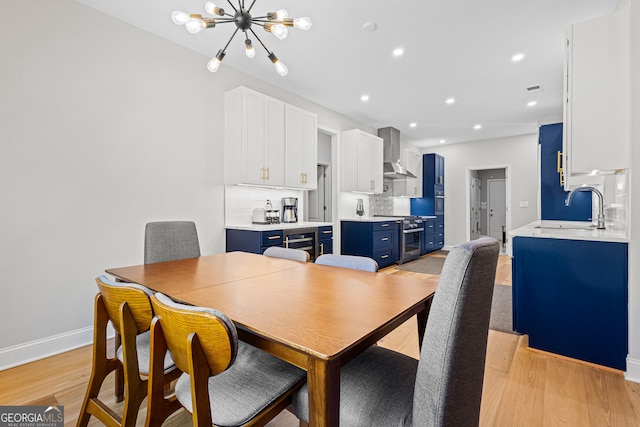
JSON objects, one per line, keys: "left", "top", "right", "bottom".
{"left": 282, "top": 197, "right": 298, "bottom": 223}
{"left": 252, "top": 200, "right": 280, "bottom": 224}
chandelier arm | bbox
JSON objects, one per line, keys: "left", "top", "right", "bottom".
{"left": 224, "top": 0, "right": 238, "bottom": 13}
{"left": 221, "top": 28, "right": 240, "bottom": 53}
{"left": 247, "top": 0, "right": 258, "bottom": 12}
{"left": 249, "top": 28, "right": 271, "bottom": 54}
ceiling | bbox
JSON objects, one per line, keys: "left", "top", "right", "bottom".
{"left": 77, "top": 0, "right": 618, "bottom": 147}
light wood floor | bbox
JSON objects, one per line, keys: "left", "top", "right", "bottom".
{"left": 1, "top": 254, "right": 639, "bottom": 426}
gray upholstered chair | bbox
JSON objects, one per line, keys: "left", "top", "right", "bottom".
{"left": 144, "top": 221, "right": 200, "bottom": 264}
{"left": 293, "top": 237, "right": 500, "bottom": 426}
{"left": 263, "top": 246, "right": 310, "bottom": 262}
{"left": 146, "top": 292, "right": 306, "bottom": 427}
{"left": 315, "top": 254, "right": 379, "bottom": 272}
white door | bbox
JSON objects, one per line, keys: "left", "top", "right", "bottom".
{"left": 470, "top": 178, "right": 481, "bottom": 239}
{"left": 488, "top": 179, "right": 506, "bottom": 243}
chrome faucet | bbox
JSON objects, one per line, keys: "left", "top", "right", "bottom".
{"left": 565, "top": 186, "right": 606, "bottom": 229}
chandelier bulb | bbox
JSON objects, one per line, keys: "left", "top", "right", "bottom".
{"left": 245, "top": 40, "right": 256, "bottom": 58}
{"left": 265, "top": 23, "right": 288, "bottom": 40}
{"left": 207, "top": 50, "right": 226, "bottom": 72}
{"left": 276, "top": 9, "right": 288, "bottom": 20}
{"left": 293, "top": 17, "right": 312, "bottom": 30}
{"left": 171, "top": 11, "right": 190, "bottom": 25}
{"left": 269, "top": 52, "right": 288, "bottom": 76}
{"left": 185, "top": 18, "right": 205, "bottom": 33}
{"left": 204, "top": 2, "right": 224, "bottom": 16}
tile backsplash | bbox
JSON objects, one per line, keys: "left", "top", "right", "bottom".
{"left": 225, "top": 186, "right": 304, "bottom": 226}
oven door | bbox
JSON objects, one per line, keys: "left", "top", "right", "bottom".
{"left": 435, "top": 187, "right": 445, "bottom": 215}
{"left": 401, "top": 227, "right": 423, "bottom": 263}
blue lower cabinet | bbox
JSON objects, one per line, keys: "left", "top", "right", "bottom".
{"left": 512, "top": 236, "right": 628, "bottom": 370}
{"left": 435, "top": 216, "right": 444, "bottom": 250}
{"left": 422, "top": 218, "right": 436, "bottom": 255}
{"left": 341, "top": 220, "right": 401, "bottom": 268}
{"left": 226, "top": 229, "right": 284, "bottom": 254}
{"left": 318, "top": 226, "right": 333, "bottom": 256}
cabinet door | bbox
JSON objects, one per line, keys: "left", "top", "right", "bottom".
{"left": 370, "top": 135, "right": 383, "bottom": 193}
{"left": 357, "top": 132, "right": 373, "bottom": 192}
{"left": 340, "top": 130, "right": 359, "bottom": 192}
{"left": 285, "top": 105, "right": 317, "bottom": 189}
{"left": 242, "top": 89, "right": 267, "bottom": 185}
{"left": 264, "top": 96, "right": 285, "bottom": 186}
{"left": 564, "top": 10, "right": 629, "bottom": 176}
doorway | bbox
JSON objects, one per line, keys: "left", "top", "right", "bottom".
{"left": 467, "top": 167, "right": 509, "bottom": 253}
{"left": 309, "top": 163, "right": 331, "bottom": 222}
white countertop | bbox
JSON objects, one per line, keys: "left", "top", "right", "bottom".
{"left": 226, "top": 221, "right": 333, "bottom": 232}
{"left": 510, "top": 220, "right": 629, "bottom": 243}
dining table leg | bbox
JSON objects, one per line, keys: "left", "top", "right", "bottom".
{"left": 416, "top": 297, "right": 433, "bottom": 350}
{"left": 307, "top": 357, "right": 340, "bottom": 426}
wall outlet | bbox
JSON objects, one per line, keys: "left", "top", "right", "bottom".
{"left": 519, "top": 201, "right": 530, "bottom": 208}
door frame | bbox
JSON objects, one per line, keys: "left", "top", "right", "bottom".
{"left": 317, "top": 125, "right": 341, "bottom": 253}
{"left": 465, "top": 165, "right": 512, "bottom": 255}
{"left": 470, "top": 177, "right": 481, "bottom": 240}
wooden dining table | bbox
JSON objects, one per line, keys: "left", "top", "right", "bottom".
{"left": 106, "top": 251, "right": 438, "bottom": 427}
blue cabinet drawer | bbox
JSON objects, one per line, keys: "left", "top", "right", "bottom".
{"left": 373, "top": 230, "right": 393, "bottom": 249}
{"left": 261, "top": 230, "right": 284, "bottom": 247}
{"left": 423, "top": 220, "right": 436, "bottom": 233}
{"left": 318, "top": 226, "right": 333, "bottom": 238}
{"left": 372, "top": 221, "right": 395, "bottom": 232}
{"left": 373, "top": 248, "right": 394, "bottom": 267}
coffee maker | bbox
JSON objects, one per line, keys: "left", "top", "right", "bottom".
{"left": 281, "top": 197, "right": 298, "bottom": 223}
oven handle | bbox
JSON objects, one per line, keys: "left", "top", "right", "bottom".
{"left": 403, "top": 227, "right": 425, "bottom": 234}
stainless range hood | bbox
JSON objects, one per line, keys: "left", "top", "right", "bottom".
{"left": 378, "top": 127, "right": 417, "bottom": 179}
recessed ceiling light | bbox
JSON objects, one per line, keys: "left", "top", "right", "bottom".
{"left": 445, "top": 98, "right": 455, "bottom": 105}
{"left": 440, "top": 139, "right": 446, "bottom": 144}
{"left": 512, "top": 53, "right": 525, "bottom": 62}
{"left": 474, "top": 124, "right": 482, "bottom": 130}
{"left": 527, "top": 101, "right": 537, "bottom": 107}
{"left": 360, "top": 94, "right": 370, "bottom": 102}
{"left": 409, "top": 122, "right": 417, "bottom": 128}
{"left": 393, "top": 48, "right": 404, "bottom": 57}
{"left": 362, "top": 22, "right": 377, "bottom": 32}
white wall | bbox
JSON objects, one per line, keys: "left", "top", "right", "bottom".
{"left": 626, "top": 0, "right": 640, "bottom": 381}
{"left": 0, "top": 0, "right": 369, "bottom": 368}
{"left": 417, "top": 134, "right": 539, "bottom": 250}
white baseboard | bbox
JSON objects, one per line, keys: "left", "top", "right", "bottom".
{"left": 625, "top": 357, "right": 640, "bottom": 383}
{"left": 0, "top": 326, "right": 113, "bottom": 372}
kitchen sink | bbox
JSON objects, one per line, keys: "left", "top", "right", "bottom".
{"left": 533, "top": 223, "right": 596, "bottom": 230}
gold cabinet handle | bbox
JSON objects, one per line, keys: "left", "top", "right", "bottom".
{"left": 265, "top": 167, "right": 270, "bottom": 180}
{"left": 260, "top": 167, "right": 265, "bottom": 180}
{"left": 381, "top": 254, "right": 389, "bottom": 259}
{"left": 557, "top": 151, "right": 564, "bottom": 186}
{"left": 267, "top": 235, "right": 281, "bottom": 240}
{"left": 381, "top": 237, "right": 389, "bottom": 241}
{"left": 320, "top": 242, "right": 324, "bottom": 255}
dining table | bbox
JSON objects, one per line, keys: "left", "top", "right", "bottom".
{"left": 106, "top": 251, "right": 438, "bottom": 427}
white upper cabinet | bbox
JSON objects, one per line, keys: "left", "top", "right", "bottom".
{"left": 285, "top": 104, "right": 318, "bottom": 189}
{"left": 225, "top": 86, "right": 317, "bottom": 189}
{"left": 341, "top": 129, "right": 383, "bottom": 194}
{"left": 563, "top": 10, "right": 629, "bottom": 185}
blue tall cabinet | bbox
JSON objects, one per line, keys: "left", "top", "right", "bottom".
{"left": 540, "top": 123, "right": 591, "bottom": 220}
{"left": 410, "top": 153, "right": 444, "bottom": 254}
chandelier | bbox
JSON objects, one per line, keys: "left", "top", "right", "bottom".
{"left": 172, "top": 1, "right": 312, "bottom": 76}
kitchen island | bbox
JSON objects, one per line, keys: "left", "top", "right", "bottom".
{"left": 510, "top": 220, "right": 628, "bottom": 370}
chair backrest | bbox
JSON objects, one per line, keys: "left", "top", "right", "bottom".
{"left": 144, "top": 221, "right": 201, "bottom": 264}
{"left": 263, "top": 246, "right": 310, "bottom": 262}
{"left": 95, "top": 275, "right": 155, "bottom": 334}
{"left": 150, "top": 293, "right": 238, "bottom": 377}
{"left": 412, "top": 237, "right": 500, "bottom": 426}
{"left": 315, "top": 254, "right": 379, "bottom": 272}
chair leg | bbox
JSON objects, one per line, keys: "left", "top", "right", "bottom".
{"left": 77, "top": 295, "right": 119, "bottom": 427}
{"left": 189, "top": 334, "right": 214, "bottom": 427}
{"left": 145, "top": 318, "right": 182, "bottom": 427}
{"left": 119, "top": 302, "right": 149, "bottom": 427}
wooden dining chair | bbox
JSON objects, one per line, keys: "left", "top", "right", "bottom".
{"left": 293, "top": 237, "right": 500, "bottom": 426}
{"left": 77, "top": 276, "right": 180, "bottom": 427}
{"left": 315, "top": 254, "right": 379, "bottom": 272}
{"left": 146, "top": 292, "right": 306, "bottom": 427}
{"left": 144, "top": 221, "right": 201, "bottom": 264}
{"left": 263, "top": 246, "right": 310, "bottom": 262}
